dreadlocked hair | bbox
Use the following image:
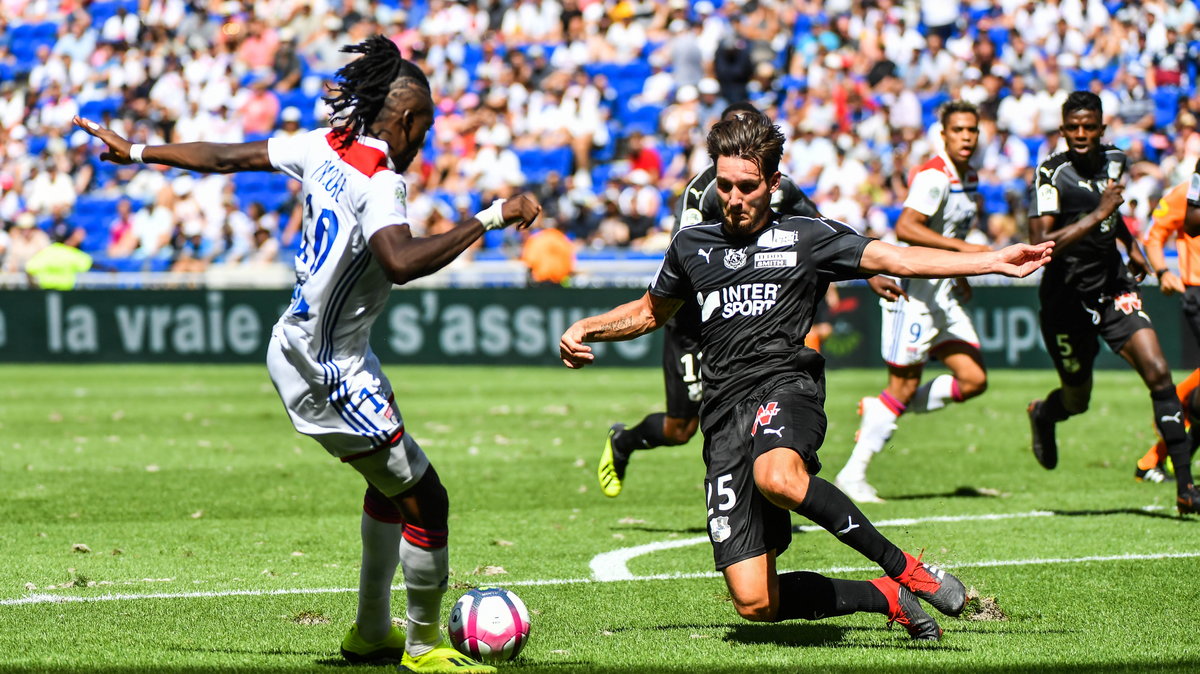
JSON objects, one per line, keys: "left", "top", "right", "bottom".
{"left": 324, "top": 35, "right": 430, "bottom": 148}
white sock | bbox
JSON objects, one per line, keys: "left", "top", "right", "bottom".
{"left": 356, "top": 513, "right": 403, "bottom": 643}
{"left": 399, "top": 536, "right": 449, "bottom": 657}
{"left": 908, "top": 374, "right": 957, "bottom": 414}
{"left": 838, "top": 397, "right": 899, "bottom": 482}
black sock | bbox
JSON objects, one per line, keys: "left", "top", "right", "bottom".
{"left": 1152, "top": 386, "right": 1195, "bottom": 490}
{"left": 614, "top": 412, "right": 670, "bottom": 454}
{"left": 794, "top": 477, "right": 906, "bottom": 577}
{"left": 776, "top": 571, "right": 889, "bottom": 621}
{"left": 1041, "top": 389, "right": 1073, "bottom": 422}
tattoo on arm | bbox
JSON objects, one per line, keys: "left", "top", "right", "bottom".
{"left": 591, "top": 316, "right": 638, "bottom": 339}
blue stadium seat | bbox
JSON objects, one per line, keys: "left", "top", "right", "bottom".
{"left": 27, "top": 135, "right": 48, "bottom": 155}
{"left": 879, "top": 205, "right": 903, "bottom": 225}
{"left": 620, "top": 104, "right": 663, "bottom": 136}
{"left": 779, "top": 76, "right": 808, "bottom": 92}
{"left": 31, "top": 21, "right": 57, "bottom": 41}
{"left": 277, "top": 90, "right": 317, "bottom": 126}
{"left": 543, "top": 146, "right": 573, "bottom": 178}
{"left": 1154, "top": 86, "right": 1182, "bottom": 129}
{"left": 1021, "top": 136, "right": 1043, "bottom": 162}
{"left": 1096, "top": 63, "right": 1119, "bottom": 85}
{"left": 591, "top": 163, "right": 616, "bottom": 188}
{"left": 978, "top": 182, "right": 1009, "bottom": 215}
{"left": 919, "top": 92, "right": 950, "bottom": 129}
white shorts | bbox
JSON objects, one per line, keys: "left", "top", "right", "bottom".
{"left": 879, "top": 296, "right": 980, "bottom": 367}
{"left": 267, "top": 326, "right": 429, "bottom": 496}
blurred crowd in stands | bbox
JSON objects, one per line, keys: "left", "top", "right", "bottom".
{"left": 2, "top": 0, "right": 1200, "bottom": 282}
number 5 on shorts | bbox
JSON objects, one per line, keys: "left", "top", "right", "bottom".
{"left": 1055, "top": 334, "right": 1072, "bottom": 357}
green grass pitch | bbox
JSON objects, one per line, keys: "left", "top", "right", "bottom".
{"left": 0, "top": 364, "right": 1198, "bottom": 673}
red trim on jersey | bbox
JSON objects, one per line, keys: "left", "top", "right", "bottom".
{"left": 908, "top": 155, "right": 978, "bottom": 190}
{"left": 403, "top": 524, "right": 448, "bottom": 549}
{"left": 326, "top": 130, "right": 390, "bottom": 177}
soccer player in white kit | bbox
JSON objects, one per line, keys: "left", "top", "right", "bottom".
{"left": 75, "top": 36, "right": 540, "bottom": 674}
{"left": 835, "top": 102, "right": 992, "bottom": 503}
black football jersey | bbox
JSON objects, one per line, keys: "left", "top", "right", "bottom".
{"left": 673, "top": 165, "right": 821, "bottom": 234}
{"left": 650, "top": 216, "right": 871, "bottom": 431}
{"left": 667, "top": 167, "right": 823, "bottom": 342}
{"left": 1029, "top": 146, "right": 1132, "bottom": 296}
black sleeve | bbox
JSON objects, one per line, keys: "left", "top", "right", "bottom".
{"left": 674, "top": 166, "right": 716, "bottom": 232}
{"left": 773, "top": 176, "right": 821, "bottom": 218}
{"left": 805, "top": 218, "right": 873, "bottom": 281}
{"left": 1030, "top": 159, "right": 1061, "bottom": 218}
{"left": 649, "top": 234, "right": 693, "bottom": 300}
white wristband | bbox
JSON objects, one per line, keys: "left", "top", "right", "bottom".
{"left": 474, "top": 198, "right": 507, "bottom": 231}
{"left": 128, "top": 143, "right": 146, "bottom": 163}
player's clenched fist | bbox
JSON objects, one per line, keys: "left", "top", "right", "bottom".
{"left": 501, "top": 193, "right": 542, "bottom": 229}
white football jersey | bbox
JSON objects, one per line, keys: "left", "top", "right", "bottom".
{"left": 898, "top": 153, "right": 979, "bottom": 308}
{"left": 267, "top": 129, "right": 408, "bottom": 387}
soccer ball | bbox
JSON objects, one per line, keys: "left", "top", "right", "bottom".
{"left": 448, "top": 586, "right": 531, "bottom": 663}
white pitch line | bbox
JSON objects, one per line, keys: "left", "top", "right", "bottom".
{"left": 3, "top": 550, "right": 1198, "bottom": 607}
{"left": 590, "top": 507, "right": 1113, "bottom": 581}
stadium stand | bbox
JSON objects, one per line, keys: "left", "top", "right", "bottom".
{"left": 1, "top": 0, "right": 1198, "bottom": 286}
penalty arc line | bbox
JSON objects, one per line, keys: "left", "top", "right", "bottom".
{"left": 2, "top": 550, "right": 1198, "bottom": 606}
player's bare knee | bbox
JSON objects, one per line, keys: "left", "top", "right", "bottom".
{"left": 1143, "top": 362, "right": 1173, "bottom": 391}
{"left": 732, "top": 596, "right": 777, "bottom": 622}
{"left": 959, "top": 375, "right": 987, "bottom": 399}
{"left": 756, "top": 468, "right": 808, "bottom": 508}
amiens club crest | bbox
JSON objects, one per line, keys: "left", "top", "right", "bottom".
{"left": 724, "top": 247, "right": 747, "bottom": 270}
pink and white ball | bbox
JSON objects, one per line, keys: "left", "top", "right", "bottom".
{"left": 448, "top": 587, "right": 531, "bottom": 663}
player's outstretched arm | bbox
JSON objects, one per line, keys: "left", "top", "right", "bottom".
{"left": 560, "top": 292, "right": 683, "bottom": 369}
{"left": 73, "top": 116, "right": 273, "bottom": 173}
{"left": 371, "top": 194, "right": 541, "bottom": 285}
{"left": 859, "top": 239, "right": 1054, "bottom": 280}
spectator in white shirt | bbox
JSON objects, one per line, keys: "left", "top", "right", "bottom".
{"left": 996, "top": 74, "right": 1040, "bottom": 138}
{"left": 101, "top": 5, "right": 141, "bottom": 46}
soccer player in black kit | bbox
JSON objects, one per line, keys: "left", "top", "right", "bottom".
{"left": 1026, "top": 91, "right": 1200, "bottom": 515}
{"left": 598, "top": 102, "right": 904, "bottom": 498}
{"left": 561, "top": 114, "right": 1054, "bottom": 639}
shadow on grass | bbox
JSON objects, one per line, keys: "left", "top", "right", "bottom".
{"left": 886, "top": 486, "right": 1009, "bottom": 501}
{"left": 1049, "top": 507, "right": 1195, "bottom": 522}
{"left": 723, "top": 622, "right": 971, "bottom": 651}
{"left": 619, "top": 525, "right": 708, "bottom": 534}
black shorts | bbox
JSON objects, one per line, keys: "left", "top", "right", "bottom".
{"left": 662, "top": 304, "right": 704, "bottom": 419}
{"left": 1040, "top": 288, "right": 1154, "bottom": 386}
{"left": 1180, "top": 285, "right": 1200, "bottom": 345}
{"left": 703, "top": 373, "right": 826, "bottom": 571}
